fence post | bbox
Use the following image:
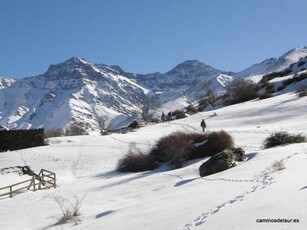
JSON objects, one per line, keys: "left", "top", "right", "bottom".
{"left": 54, "top": 173, "right": 56, "bottom": 188}
{"left": 10, "top": 186, "right": 12, "bottom": 198}
{"left": 33, "top": 177, "right": 36, "bottom": 191}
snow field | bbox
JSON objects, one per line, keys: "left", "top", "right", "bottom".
{"left": 0, "top": 92, "right": 307, "bottom": 229}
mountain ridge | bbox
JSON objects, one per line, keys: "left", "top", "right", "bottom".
{"left": 0, "top": 47, "right": 306, "bottom": 133}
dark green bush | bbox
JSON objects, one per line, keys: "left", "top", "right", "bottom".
{"left": 263, "top": 131, "right": 306, "bottom": 149}
{"left": 259, "top": 92, "right": 273, "bottom": 100}
{"left": 0, "top": 129, "right": 45, "bottom": 152}
{"left": 172, "top": 110, "right": 187, "bottom": 119}
{"left": 295, "top": 72, "right": 307, "bottom": 82}
{"left": 297, "top": 86, "right": 307, "bottom": 97}
{"left": 297, "top": 60, "right": 305, "bottom": 67}
{"left": 283, "top": 78, "right": 296, "bottom": 86}
{"left": 186, "top": 105, "right": 198, "bottom": 115}
{"left": 277, "top": 85, "right": 286, "bottom": 92}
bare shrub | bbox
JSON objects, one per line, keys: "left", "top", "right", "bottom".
{"left": 119, "top": 131, "right": 235, "bottom": 171}
{"left": 149, "top": 131, "right": 234, "bottom": 169}
{"left": 272, "top": 160, "right": 286, "bottom": 171}
{"left": 297, "top": 86, "right": 307, "bottom": 97}
{"left": 192, "top": 131, "right": 235, "bottom": 158}
{"left": 65, "top": 121, "right": 86, "bottom": 136}
{"left": 264, "top": 131, "right": 306, "bottom": 149}
{"left": 140, "top": 95, "right": 160, "bottom": 122}
{"left": 149, "top": 131, "right": 193, "bottom": 169}
{"left": 202, "top": 81, "right": 218, "bottom": 107}
{"left": 45, "top": 128, "right": 63, "bottom": 138}
{"left": 117, "top": 143, "right": 158, "bottom": 172}
{"left": 46, "top": 193, "right": 85, "bottom": 225}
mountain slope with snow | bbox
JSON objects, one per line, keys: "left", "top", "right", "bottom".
{"left": 0, "top": 57, "right": 148, "bottom": 133}
{"left": 0, "top": 47, "right": 306, "bottom": 133}
{"left": 0, "top": 58, "right": 235, "bottom": 133}
{"left": 237, "top": 47, "right": 307, "bottom": 81}
{"left": 0, "top": 92, "right": 306, "bottom": 230}
{"left": 0, "top": 77, "right": 15, "bottom": 89}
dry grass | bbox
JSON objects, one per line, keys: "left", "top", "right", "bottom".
{"left": 272, "top": 160, "right": 286, "bottom": 171}
{"left": 46, "top": 193, "right": 85, "bottom": 225}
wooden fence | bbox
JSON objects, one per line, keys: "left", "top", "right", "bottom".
{"left": 0, "top": 169, "right": 56, "bottom": 198}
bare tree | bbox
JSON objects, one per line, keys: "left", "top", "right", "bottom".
{"left": 224, "top": 79, "right": 258, "bottom": 105}
{"left": 97, "top": 116, "right": 107, "bottom": 132}
{"left": 202, "top": 81, "right": 218, "bottom": 107}
{"left": 140, "top": 95, "right": 160, "bottom": 122}
{"left": 65, "top": 121, "right": 86, "bottom": 136}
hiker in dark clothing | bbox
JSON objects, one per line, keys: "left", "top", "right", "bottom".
{"left": 200, "top": 119, "right": 207, "bottom": 132}
{"left": 167, "top": 111, "right": 173, "bottom": 121}
{"left": 161, "top": 112, "right": 166, "bottom": 122}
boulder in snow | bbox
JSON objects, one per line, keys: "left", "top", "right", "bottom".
{"left": 199, "top": 148, "right": 245, "bottom": 177}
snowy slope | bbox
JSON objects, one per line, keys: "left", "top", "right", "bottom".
{"left": 238, "top": 47, "right": 307, "bottom": 81}
{"left": 0, "top": 92, "right": 306, "bottom": 230}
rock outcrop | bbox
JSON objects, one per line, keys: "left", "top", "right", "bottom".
{"left": 199, "top": 148, "right": 245, "bottom": 177}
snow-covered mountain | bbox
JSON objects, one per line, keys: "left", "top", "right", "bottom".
{"left": 0, "top": 57, "right": 147, "bottom": 133}
{"left": 0, "top": 77, "right": 15, "bottom": 89}
{"left": 237, "top": 47, "right": 307, "bottom": 80}
{"left": 134, "top": 60, "right": 234, "bottom": 104}
{"left": 0, "top": 59, "right": 235, "bottom": 133}
{"left": 0, "top": 47, "right": 306, "bottom": 133}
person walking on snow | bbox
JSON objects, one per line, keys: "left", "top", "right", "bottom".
{"left": 161, "top": 112, "right": 166, "bottom": 122}
{"left": 200, "top": 119, "right": 206, "bottom": 132}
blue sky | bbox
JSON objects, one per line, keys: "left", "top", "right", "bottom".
{"left": 1, "top": 0, "right": 307, "bottom": 78}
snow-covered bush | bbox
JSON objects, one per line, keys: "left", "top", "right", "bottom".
{"left": 117, "top": 143, "right": 158, "bottom": 172}
{"left": 264, "top": 131, "right": 306, "bottom": 148}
